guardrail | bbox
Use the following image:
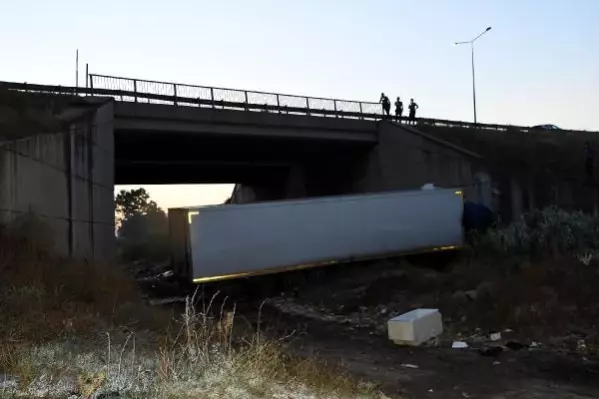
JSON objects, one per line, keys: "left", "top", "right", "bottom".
{"left": 1, "top": 76, "right": 533, "bottom": 133}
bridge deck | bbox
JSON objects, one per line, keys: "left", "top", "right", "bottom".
{"left": 1, "top": 77, "right": 541, "bottom": 134}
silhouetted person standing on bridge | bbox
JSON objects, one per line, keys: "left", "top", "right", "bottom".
{"left": 408, "top": 99, "right": 419, "bottom": 125}
{"left": 584, "top": 141, "right": 595, "bottom": 183}
{"left": 394, "top": 97, "right": 403, "bottom": 123}
{"left": 380, "top": 93, "right": 391, "bottom": 118}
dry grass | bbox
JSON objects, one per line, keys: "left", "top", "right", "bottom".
{"left": 0, "top": 231, "right": 167, "bottom": 346}
{"left": 0, "top": 223, "right": 385, "bottom": 399}
{"left": 445, "top": 256, "right": 599, "bottom": 342}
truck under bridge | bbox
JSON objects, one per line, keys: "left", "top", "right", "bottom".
{"left": 4, "top": 74, "right": 582, "bottom": 261}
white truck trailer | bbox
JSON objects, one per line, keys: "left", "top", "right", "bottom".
{"left": 169, "top": 188, "right": 464, "bottom": 284}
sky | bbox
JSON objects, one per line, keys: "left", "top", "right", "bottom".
{"left": 3, "top": 0, "right": 598, "bottom": 209}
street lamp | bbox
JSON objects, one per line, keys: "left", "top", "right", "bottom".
{"left": 455, "top": 26, "right": 492, "bottom": 125}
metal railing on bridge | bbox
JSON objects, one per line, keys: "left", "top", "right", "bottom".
{"left": 1, "top": 75, "right": 534, "bottom": 133}
{"left": 89, "top": 74, "right": 384, "bottom": 120}
{"left": 87, "top": 75, "right": 532, "bottom": 133}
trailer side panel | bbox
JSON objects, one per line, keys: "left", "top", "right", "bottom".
{"left": 186, "top": 189, "right": 463, "bottom": 282}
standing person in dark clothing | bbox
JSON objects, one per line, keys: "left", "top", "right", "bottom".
{"left": 394, "top": 97, "right": 403, "bottom": 123}
{"left": 408, "top": 98, "right": 419, "bottom": 125}
{"left": 380, "top": 93, "right": 391, "bottom": 118}
{"left": 584, "top": 141, "right": 595, "bottom": 182}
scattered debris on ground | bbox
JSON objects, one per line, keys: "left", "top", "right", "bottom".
{"left": 111, "top": 240, "right": 599, "bottom": 398}
{"left": 247, "top": 253, "right": 599, "bottom": 398}
{"left": 6, "top": 207, "right": 599, "bottom": 398}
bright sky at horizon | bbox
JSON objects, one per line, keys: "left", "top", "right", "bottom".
{"left": 116, "top": 184, "right": 233, "bottom": 210}
{"left": 3, "top": 1, "right": 598, "bottom": 208}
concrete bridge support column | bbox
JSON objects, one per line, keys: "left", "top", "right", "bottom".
{"left": 0, "top": 100, "right": 115, "bottom": 262}
{"left": 284, "top": 164, "right": 307, "bottom": 199}
{"left": 509, "top": 178, "right": 524, "bottom": 219}
{"left": 230, "top": 184, "right": 284, "bottom": 203}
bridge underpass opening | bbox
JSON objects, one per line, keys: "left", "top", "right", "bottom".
{"left": 114, "top": 128, "right": 375, "bottom": 201}
{"left": 115, "top": 184, "right": 236, "bottom": 212}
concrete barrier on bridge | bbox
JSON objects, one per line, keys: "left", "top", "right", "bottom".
{"left": 0, "top": 100, "right": 115, "bottom": 262}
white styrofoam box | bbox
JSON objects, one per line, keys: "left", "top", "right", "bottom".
{"left": 388, "top": 308, "right": 443, "bottom": 346}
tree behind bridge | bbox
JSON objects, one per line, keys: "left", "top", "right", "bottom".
{"left": 115, "top": 188, "right": 169, "bottom": 261}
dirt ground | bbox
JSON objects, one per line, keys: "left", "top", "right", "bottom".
{"left": 135, "top": 254, "right": 599, "bottom": 399}
{"left": 259, "top": 303, "right": 599, "bottom": 399}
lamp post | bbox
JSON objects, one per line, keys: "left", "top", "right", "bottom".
{"left": 455, "top": 26, "right": 492, "bottom": 125}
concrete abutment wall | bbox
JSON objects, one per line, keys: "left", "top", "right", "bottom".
{"left": 0, "top": 101, "right": 115, "bottom": 262}
{"left": 230, "top": 122, "right": 489, "bottom": 208}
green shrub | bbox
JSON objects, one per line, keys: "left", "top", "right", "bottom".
{"left": 474, "top": 206, "right": 599, "bottom": 258}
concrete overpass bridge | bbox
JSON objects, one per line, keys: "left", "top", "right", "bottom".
{"left": 2, "top": 75, "right": 519, "bottom": 188}
{"left": 113, "top": 100, "right": 378, "bottom": 186}
{"left": 1, "top": 74, "right": 552, "bottom": 260}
